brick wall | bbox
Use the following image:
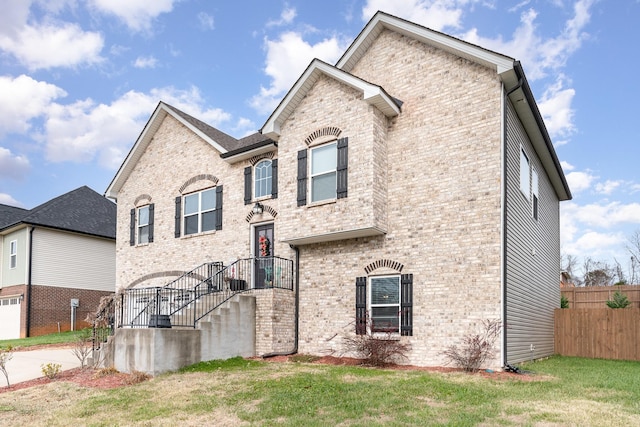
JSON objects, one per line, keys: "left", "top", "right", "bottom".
{"left": 28, "top": 285, "right": 113, "bottom": 336}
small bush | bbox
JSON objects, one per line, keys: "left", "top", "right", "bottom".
{"left": 561, "top": 295, "right": 569, "bottom": 309}
{"left": 93, "top": 366, "right": 119, "bottom": 379}
{"left": 606, "top": 291, "right": 631, "bottom": 308}
{"left": 342, "top": 320, "right": 411, "bottom": 367}
{"left": 41, "top": 363, "right": 62, "bottom": 379}
{"left": 125, "top": 370, "right": 151, "bottom": 385}
{"left": 71, "top": 328, "right": 93, "bottom": 369}
{"left": 443, "top": 319, "right": 502, "bottom": 373}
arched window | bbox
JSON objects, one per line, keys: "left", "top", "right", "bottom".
{"left": 254, "top": 159, "right": 272, "bottom": 199}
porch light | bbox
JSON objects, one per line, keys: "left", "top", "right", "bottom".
{"left": 252, "top": 202, "right": 264, "bottom": 215}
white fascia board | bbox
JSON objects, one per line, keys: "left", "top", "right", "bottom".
{"left": 222, "top": 143, "right": 277, "bottom": 164}
{"left": 281, "top": 226, "right": 386, "bottom": 245}
{"left": 262, "top": 59, "right": 399, "bottom": 140}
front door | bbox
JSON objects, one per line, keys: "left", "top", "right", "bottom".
{"left": 254, "top": 223, "right": 274, "bottom": 289}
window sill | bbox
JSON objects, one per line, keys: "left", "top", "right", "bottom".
{"left": 307, "top": 198, "right": 336, "bottom": 208}
{"left": 135, "top": 242, "right": 150, "bottom": 248}
{"left": 371, "top": 332, "right": 401, "bottom": 341}
{"left": 181, "top": 229, "right": 217, "bottom": 239}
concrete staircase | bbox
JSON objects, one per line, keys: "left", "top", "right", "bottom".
{"left": 100, "top": 294, "right": 256, "bottom": 375}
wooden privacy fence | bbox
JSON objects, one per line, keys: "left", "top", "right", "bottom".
{"left": 561, "top": 285, "right": 640, "bottom": 309}
{"left": 554, "top": 308, "right": 640, "bottom": 361}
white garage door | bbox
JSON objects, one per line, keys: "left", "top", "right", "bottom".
{"left": 0, "top": 297, "right": 21, "bottom": 340}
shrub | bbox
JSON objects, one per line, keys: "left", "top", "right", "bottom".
{"left": 606, "top": 291, "right": 631, "bottom": 308}
{"left": 443, "top": 319, "right": 502, "bottom": 373}
{"left": 72, "top": 328, "right": 93, "bottom": 369}
{"left": 561, "top": 295, "right": 570, "bottom": 309}
{"left": 41, "top": 363, "right": 62, "bottom": 379}
{"left": 342, "top": 318, "right": 411, "bottom": 367}
{"left": 93, "top": 366, "right": 119, "bottom": 379}
{"left": 125, "top": 370, "right": 151, "bottom": 385}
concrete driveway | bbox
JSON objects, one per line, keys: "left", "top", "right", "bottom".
{"left": 2, "top": 347, "right": 82, "bottom": 385}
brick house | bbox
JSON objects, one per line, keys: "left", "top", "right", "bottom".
{"left": 103, "top": 11, "right": 571, "bottom": 373}
{"left": 0, "top": 186, "right": 116, "bottom": 339}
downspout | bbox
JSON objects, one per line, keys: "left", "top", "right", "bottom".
{"left": 502, "top": 70, "right": 524, "bottom": 366}
{"left": 26, "top": 226, "right": 34, "bottom": 337}
{"left": 262, "top": 244, "right": 299, "bottom": 358}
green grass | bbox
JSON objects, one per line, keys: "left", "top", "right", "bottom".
{"left": 0, "top": 329, "right": 88, "bottom": 349}
{"left": 2, "top": 355, "right": 640, "bottom": 426}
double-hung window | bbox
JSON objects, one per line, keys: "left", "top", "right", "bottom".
{"left": 532, "top": 169, "right": 539, "bottom": 220}
{"left": 370, "top": 276, "right": 401, "bottom": 333}
{"left": 9, "top": 240, "right": 17, "bottom": 269}
{"left": 297, "top": 137, "right": 348, "bottom": 206}
{"left": 254, "top": 160, "right": 272, "bottom": 199}
{"left": 137, "top": 206, "right": 150, "bottom": 244}
{"left": 184, "top": 188, "right": 217, "bottom": 235}
{"left": 311, "top": 142, "right": 337, "bottom": 203}
{"left": 355, "top": 273, "right": 413, "bottom": 336}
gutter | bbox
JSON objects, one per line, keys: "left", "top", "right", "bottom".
{"left": 26, "top": 226, "right": 34, "bottom": 337}
{"left": 262, "top": 245, "right": 299, "bottom": 358}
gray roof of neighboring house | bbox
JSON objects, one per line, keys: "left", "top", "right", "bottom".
{"left": 0, "top": 186, "right": 116, "bottom": 239}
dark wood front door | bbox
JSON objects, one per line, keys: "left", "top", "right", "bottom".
{"left": 254, "top": 223, "right": 274, "bottom": 289}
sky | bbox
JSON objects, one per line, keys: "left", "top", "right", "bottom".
{"left": 0, "top": 0, "right": 638, "bottom": 278}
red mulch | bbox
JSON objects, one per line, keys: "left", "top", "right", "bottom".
{"left": 0, "top": 367, "right": 134, "bottom": 394}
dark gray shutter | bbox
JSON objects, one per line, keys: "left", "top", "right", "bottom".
{"left": 129, "top": 208, "right": 135, "bottom": 246}
{"left": 401, "top": 274, "right": 413, "bottom": 336}
{"left": 215, "top": 185, "right": 223, "bottom": 230}
{"left": 174, "top": 197, "right": 181, "bottom": 238}
{"left": 337, "top": 137, "right": 348, "bottom": 199}
{"left": 297, "top": 149, "right": 307, "bottom": 206}
{"left": 244, "top": 166, "right": 252, "bottom": 205}
{"left": 148, "top": 203, "right": 154, "bottom": 243}
{"left": 356, "top": 276, "right": 367, "bottom": 335}
{"left": 271, "top": 158, "right": 278, "bottom": 199}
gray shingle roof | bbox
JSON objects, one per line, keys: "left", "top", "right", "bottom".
{"left": 0, "top": 186, "right": 116, "bottom": 239}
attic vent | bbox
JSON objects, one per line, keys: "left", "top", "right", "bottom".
{"left": 179, "top": 174, "right": 219, "bottom": 193}
{"left": 304, "top": 127, "right": 342, "bottom": 146}
{"left": 364, "top": 259, "right": 404, "bottom": 274}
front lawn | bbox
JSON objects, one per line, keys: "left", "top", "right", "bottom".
{"left": 0, "top": 356, "right": 639, "bottom": 426}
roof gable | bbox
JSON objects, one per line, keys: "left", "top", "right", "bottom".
{"left": 262, "top": 59, "right": 401, "bottom": 140}
{"left": 106, "top": 102, "right": 238, "bottom": 200}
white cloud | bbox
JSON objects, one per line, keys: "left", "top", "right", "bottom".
{"left": 89, "top": 0, "right": 177, "bottom": 32}
{"left": 0, "top": 193, "right": 23, "bottom": 207}
{"left": 250, "top": 32, "right": 346, "bottom": 115}
{"left": 462, "top": 0, "right": 595, "bottom": 80}
{"left": 0, "top": 75, "right": 67, "bottom": 136}
{"left": 595, "top": 180, "right": 623, "bottom": 195}
{"left": 266, "top": 7, "right": 297, "bottom": 27}
{"left": 0, "top": 147, "right": 30, "bottom": 180}
{"left": 563, "top": 201, "right": 640, "bottom": 230}
{"left": 362, "top": 0, "right": 480, "bottom": 31}
{"left": 560, "top": 160, "right": 574, "bottom": 171}
{"left": 43, "top": 86, "right": 231, "bottom": 169}
{"left": 565, "top": 170, "right": 595, "bottom": 193}
{"left": 133, "top": 56, "right": 158, "bottom": 69}
{"left": 537, "top": 74, "right": 576, "bottom": 139}
{"left": 0, "top": 23, "right": 104, "bottom": 70}
{"left": 198, "top": 12, "right": 215, "bottom": 30}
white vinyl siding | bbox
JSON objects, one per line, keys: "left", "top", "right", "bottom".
{"left": 1, "top": 228, "right": 27, "bottom": 286}
{"left": 505, "top": 100, "right": 560, "bottom": 364}
{"left": 31, "top": 228, "right": 115, "bottom": 292}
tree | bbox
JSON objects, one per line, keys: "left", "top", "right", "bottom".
{"left": 561, "top": 253, "right": 581, "bottom": 286}
{"left": 582, "top": 257, "right": 614, "bottom": 287}
{"left": 606, "top": 290, "right": 631, "bottom": 308}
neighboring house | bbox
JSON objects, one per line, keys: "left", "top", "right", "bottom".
{"left": 0, "top": 186, "right": 116, "bottom": 339}
{"left": 104, "top": 11, "right": 571, "bottom": 372}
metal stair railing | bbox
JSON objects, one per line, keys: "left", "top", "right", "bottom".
{"left": 115, "top": 256, "right": 294, "bottom": 329}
